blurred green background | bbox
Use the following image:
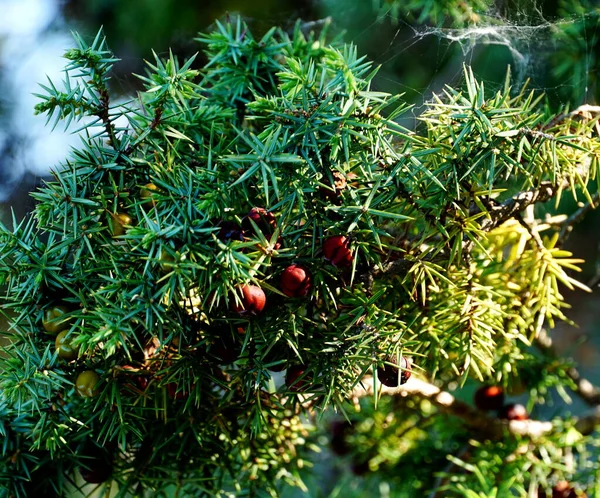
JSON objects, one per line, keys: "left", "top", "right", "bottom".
{"left": 1, "top": 0, "right": 600, "bottom": 495}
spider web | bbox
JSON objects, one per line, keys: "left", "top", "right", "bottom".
{"left": 0, "top": 1, "right": 598, "bottom": 203}
{"left": 304, "top": 1, "right": 599, "bottom": 117}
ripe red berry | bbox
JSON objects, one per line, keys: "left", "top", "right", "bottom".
{"left": 498, "top": 403, "right": 528, "bottom": 421}
{"left": 243, "top": 207, "right": 276, "bottom": 234}
{"left": 280, "top": 264, "right": 312, "bottom": 297}
{"left": 286, "top": 364, "right": 308, "bottom": 392}
{"left": 232, "top": 285, "right": 266, "bottom": 315}
{"left": 474, "top": 385, "right": 505, "bottom": 411}
{"left": 167, "top": 382, "right": 192, "bottom": 400}
{"left": 377, "top": 355, "right": 412, "bottom": 388}
{"left": 323, "top": 235, "right": 353, "bottom": 267}
{"left": 242, "top": 207, "right": 281, "bottom": 249}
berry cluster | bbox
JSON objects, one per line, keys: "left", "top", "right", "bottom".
{"left": 474, "top": 385, "right": 528, "bottom": 421}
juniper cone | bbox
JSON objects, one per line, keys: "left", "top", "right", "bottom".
{"left": 231, "top": 284, "right": 266, "bottom": 314}
{"left": 377, "top": 355, "right": 412, "bottom": 387}
{"left": 474, "top": 385, "right": 505, "bottom": 411}
{"left": 0, "top": 11, "right": 599, "bottom": 497}
{"left": 498, "top": 403, "right": 529, "bottom": 421}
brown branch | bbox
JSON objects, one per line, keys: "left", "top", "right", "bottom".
{"left": 544, "top": 104, "right": 600, "bottom": 135}
{"left": 359, "top": 258, "right": 415, "bottom": 283}
{"left": 575, "top": 407, "right": 600, "bottom": 435}
{"left": 351, "top": 376, "right": 553, "bottom": 439}
{"left": 479, "top": 181, "right": 560, "bottom": 233}
{"left": 557, "top": 191, "right": 600, "bottom": 246}
{"left": 351, "top": 374, "right": 600, "bottom": 440}
{"left": 98, "top": 87, "right": 118, "bottom": 147}
{"left": 535, "top": 329, "right": 600, "bottom": 407}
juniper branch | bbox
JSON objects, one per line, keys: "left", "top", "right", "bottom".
{"left": 351, "top": 376, "right": 554, "bottom": 439}
{"left": 480, "top": 182, "right": 559, "bottom": 233}
{"left": 557, "top": 191, "right": 600, "bottom": 246}
{"left": 535, "top": 329, "right": 600, "bottom": 407}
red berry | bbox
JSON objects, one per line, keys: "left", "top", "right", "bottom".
{"left": 232, "top": 285, "right": 266, "bottom": 315}
{"left": 538, "top": 482, "right": 586, "bottom": 498}
{"left": 121, "top": 365, "right": 149, "bottom": 391}
{"left": 474, "top": 385, "right": 505, "bottom": 411}
{"left": 286, "top": 364, "right": 308, "bottom": 392}
{"left": 243, "top": 207, "right": 276, "bottom": 234}
{"left": 166, "top": 382, "right": 191, "bottom": 400}
{"left": 377, "top": 355, "right": 412, "bottom": 387}
{"left": 242, "top": 207, "right": 281, "bottom": 250}
{"left": 323, "top": 235, "right": 353, "bottom": 267}
{"left": 498, "top": 403, "right": 528, "bottom": 421}
{"left": 280, "top": 264, "right": 312, "bottom": 297}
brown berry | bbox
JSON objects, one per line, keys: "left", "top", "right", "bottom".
{"left": 280, "top": 264, "right": 312, "bottom": 297}
{"left": 323, "top": 235, "right": 353, "bottom": 267}
{"left": 377, "top": 355, "right": 412, "bottom": 387}
{"left": 498, "top": 403, "right": 528, "bottom": 421}
{"left": 232, "top": 285, "right": 266, "bottom": 315}
{"left": 474, "top": 385, "right": 505, "bottom": 411}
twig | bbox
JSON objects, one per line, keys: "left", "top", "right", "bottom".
{"left": 557, "top": 191, "right": 600, "bottom": 246}
{"left": 97, "top": 87, "right": 118, "bottom": 147}
{"left": 359, "top": 258, "right": 415, "bottom": 283}
{"left": 351, "top": 376, "right": 553, "bottom": 439}
{"left": 479, "top": 181, "right": 560, "bottom": 233}
{"left": 535, "top": 329, "right": 600, "bottom": 407}
{"left": 575, "top": 406, "right": 600, "bottom": 435}
{"left": 543, "top": 104, "right": 600, "bottom": 135}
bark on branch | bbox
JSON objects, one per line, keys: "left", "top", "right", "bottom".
{"left": 351, "top": 376, "right": 553, "bottom": 439}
